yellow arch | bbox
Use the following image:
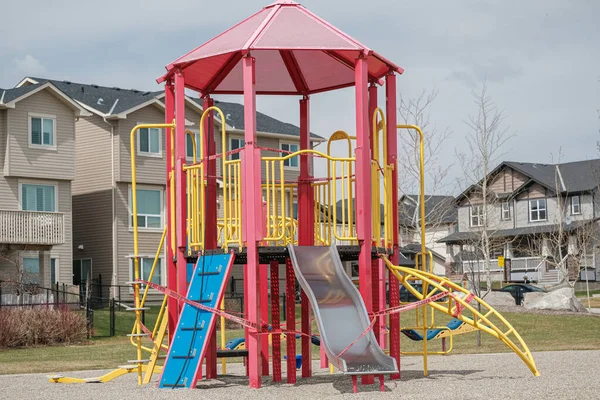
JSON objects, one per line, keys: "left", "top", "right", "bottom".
{"left": 382, "top": 256, "right": 540, "bottom": 377}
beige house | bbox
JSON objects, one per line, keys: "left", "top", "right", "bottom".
{"left": 0, "top": 82, "right": 89, "bottom": 287}
{"left": 17, "top": 78, "right": 322, "bottom": 299}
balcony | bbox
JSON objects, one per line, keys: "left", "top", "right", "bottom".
{"left": 0, "top": 210, "right": 64, "bottom": 246}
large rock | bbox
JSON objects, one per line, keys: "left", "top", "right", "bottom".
{"left": 482, "top": 291, "right": 517, "bottom": 307}
{"left": 523, "top": 288, "right": 587, "bottom": 312}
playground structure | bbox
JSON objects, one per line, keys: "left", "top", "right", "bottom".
{"left": 49, "top": 1, "right": 539, "bottom": 391}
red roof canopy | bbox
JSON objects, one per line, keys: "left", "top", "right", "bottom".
{"left": 159, "top": 1, "right": 403, "bottom": 95}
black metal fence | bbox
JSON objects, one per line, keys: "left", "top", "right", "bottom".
{"left": 1, "top": 278, "right": 301, "bottom": 339}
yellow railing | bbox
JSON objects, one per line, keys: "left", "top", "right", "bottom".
{"left": 313, "top": 181, "right": 332, "bottom": 245}
{"left": 222, "top": 159, "right": 243, "bottom": 248}
{"left": 264, "top": 149, "right": 356, "bottom": 246}
{"left": 183, "top": 129, "right": 204, "bottom": 254}
{"left": 372, "top": 107, "right": 394, "bottom": 248}
{"left": 262, "top": 181, "right": 298, "bottom": 245}
{"left": 130, "top": 121, "right": 175, "bottom": 385}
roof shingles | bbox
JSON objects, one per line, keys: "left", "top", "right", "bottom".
{"left": 22, "top": 77, "right": 323, "bottom": 139}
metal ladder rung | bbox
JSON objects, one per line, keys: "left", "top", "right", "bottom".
{"left": 126, "top": 307, "right": 150, "bottom": 311}
{"left": 173, "top": 355, "right": 196, "bottom": 360}
{"left": 181, "top": 320, "right": 206, "bottom": 332}
{"left": 188, "top": 293, "right": 214, "bottom": 303}
{"left": 198, "top": 265, "right": 223, "bottom": 276}
{"left": 127, "top": 333, "right": 149, "bottom": 337}
{"left": 128, "top": 359, "right": 150, "bottom": 363}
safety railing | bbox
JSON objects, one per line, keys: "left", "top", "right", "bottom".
{"left": 262, "top": 181, "right": 298, "bottom": 246}
{"left": 372, "top": 108, "right": 394, "bottom": 248}
{"left": 183, "top": 129, "right": 204, "bottom": 253}
{"left": 129, "top": 121, "right": 175, "bottom": 384}
{"left": 263, "top": 149, "right": 356, "bottom": 246}
{"left": 222, "top": 159, "right": 242, "bottom": 248}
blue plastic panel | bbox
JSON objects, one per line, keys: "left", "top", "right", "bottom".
{"left": 158, "top": 253, "right": 233, "bottom": 388}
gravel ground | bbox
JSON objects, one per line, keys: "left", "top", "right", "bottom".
{"left": 1, "top": 350, "right": 598, "bottom": 400}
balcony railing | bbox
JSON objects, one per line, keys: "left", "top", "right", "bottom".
{"left": 0, "top": 210, "right": 64, "bottom": 246}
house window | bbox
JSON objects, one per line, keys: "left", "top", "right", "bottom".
{"left": 21, "top": 184, "right": 56, "bottom": 212}
{"left": 131, "top": 257, "right": 163, "bottom": 288}
{"left": 129, "top": 188, "right": 163, "bottom": 229}
{"left": 501, "top": 202, "right": 511, "bottom": 220}
{"left": 571, "top": 196, "right": 581, "bottom": 215}
{"left": 529, "top": 199, "right": 547, "bottom": 222}
{"left": 73, "top": 259, "right": 92, "bottom": 285}
{"left": 138, "top": 127, "right": 161, "bottom": 156}
{"left": 470, "top": 205, "right": 483, "bottom": 227}
{"left": 281, "top": 143, "right": 299, "bottom": 168}
{"left": 30, "top": 116, "right": 55, "bottom": 148}
{"left": 22, "top": 257, "right": 40, "bottom": 284}
{"left": 230, "top": 138, "right": 245, "bottom": 160}
{"left": 292, "top": 202, "right": 298, "bottom": 219}
{"left": 186, "top": 132, "right": 201, "bottom": 160}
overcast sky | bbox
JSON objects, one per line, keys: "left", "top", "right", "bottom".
{"left": 1, "top": 0, "right": 599, "bottom": 194}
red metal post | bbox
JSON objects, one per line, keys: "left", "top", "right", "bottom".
{"left": 298, "top": 96, "right": 313, "bottom": 378}
{"left": 285, "top": 257, "right": 296, "bottom": 384}
{"left": 242, "top": 55, "right": 262, "bottom": 389}
{"left": 164, "top": 80, "right": 177, "bottom": 343}
{"left": 270, "top": 260, "right": 282, "bottom": 382}
{"left": 385, "top": 71, "right": 400, "bottom": 380}
{"left": 174, "top": 71, "right": 188, "bottom": 300}
{"left": 203, "top": 96, "right": 218, "bottom": 379}
{"left": 368, "top": 83, "right": 381, "bottom": 346}
{"left": 355, "top": 56, "right": 373, "bottom": 385}
{"left": 260, "top": 263, "right": 269, "bottom": 376}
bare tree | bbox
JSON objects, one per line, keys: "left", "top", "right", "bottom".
{"left": 456, "top": 81, "right": 513, "bottom": 295}
{"left": 455, "top": 81, "right": 513, "bottom": 345}
{"left": 397, "top": 90, "right": 455, "bottom": 257}
{"left": 0, "top": 245, "right": 39, "bottom": 305}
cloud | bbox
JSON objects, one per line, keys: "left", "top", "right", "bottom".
{"left": 13, "top": 55, "right": 46, "bottom": 76}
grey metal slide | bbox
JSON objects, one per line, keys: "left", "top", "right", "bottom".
{"left": 287, "top": 245, "right": 398, "bottom": 375}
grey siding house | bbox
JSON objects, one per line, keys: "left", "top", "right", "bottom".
{"left": 440, "top": 160, "right": 600, "bottom": 285}
{"left": 17, "top": 78, "right": 323, "bottom": 300}
{"left": 0, "top": 82, "right": 89, "bottom": 286}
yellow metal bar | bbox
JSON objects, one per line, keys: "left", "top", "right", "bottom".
{"left": 49, "top": 365, "right": 163, "bottom": 384}
{"left": 130, "top": 122, "right": 175, "bottom": 385}
{"left": 220, "top": 299, "right": 226, "bottom": 374}
{"left": 143, "top": 311, "right": 169, "bottom": 384}
{"left": 382, "top": 256, "right": 540, "bottom": 377}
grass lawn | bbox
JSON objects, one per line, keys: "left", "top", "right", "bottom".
{"left": 574, "top": 289, "right": 600, "bottom": 297}
{"left": 577, "top": 296, "right": 600, "bottom": 308}
{"left": 2, "top": 305, "right": 599, "bottom": 376}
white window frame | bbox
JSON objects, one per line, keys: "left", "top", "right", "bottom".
{"left": 18, "top": 180, "right": 58, "bottom": 212}
{"left": 470, "top": 205, "right": 483, "bottom": 227}
{"left": 51, "top": 257, "right": 59, "bottom": 284}
{"left": 501, "top": 202, "right": 511, "bottom": 221}
{"left": 529, "top": 199, "right": 547, "bottom": 222}
{"left": 21, "top": 252, "right": 41, "bottom": 284}
{"left": 230, "top": 137, "right": 245, "bottom": 161}
{"left": 186, "top": 130, "right": 201, "bottom": 161}
{"left": 136, "top": 123, "right": 162, "bottom": 158}
{"left": 129, "top": 256, "right": 164, "bottom": 293}
{"left": 571, "top": 195, "right": 581, "bottom": 215}
{"left": 280, "top": 142, "right": 300, "bottom": 169}
{"left": 128, "top": 185, "right": 164, "bottom": 232}
{"left": 28, "top": 113, "right": 57, "bottom": 150}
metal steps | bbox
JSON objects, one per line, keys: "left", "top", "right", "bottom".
{"left": 157, "top": 253, "right": 234, "bottom": 389}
